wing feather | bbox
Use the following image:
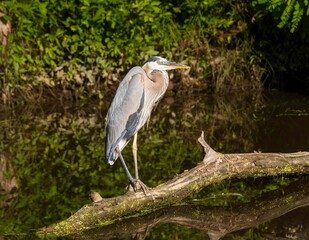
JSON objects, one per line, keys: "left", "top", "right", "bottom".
{"left": 105, "top": 67, "right": 146, "bottom": 165}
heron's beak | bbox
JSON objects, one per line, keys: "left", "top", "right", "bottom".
{"left": 159, "top": 61, "right": 190, "bottom": 70}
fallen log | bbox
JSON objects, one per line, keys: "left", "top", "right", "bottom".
{"left": 47, "top": 177, "right": 309, "bottom": 240}
{"left": 39, "top": 132, "right": 309, "bottom": 236}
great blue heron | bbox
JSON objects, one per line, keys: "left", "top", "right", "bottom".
{"left": 105, "top": 56, "right": 190, "bottom": 192}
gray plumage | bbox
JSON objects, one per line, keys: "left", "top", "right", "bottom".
{"left": 104, "top": 56, "right": 189, "bottom": 191}
{"left": 105, "top": 66, "right": 146, "bottom": 165}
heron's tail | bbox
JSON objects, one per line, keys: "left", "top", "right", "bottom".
{"left": 105, "top": 130, "right": 128, "bottom": 165}
{"left": 106, "top": 152, "right": 118, "bottom": 165}
{"left": 105, "top": 138, "right": 118, "bottom": 165}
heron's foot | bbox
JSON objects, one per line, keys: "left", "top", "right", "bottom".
{"left": 126, "top": 179, "right": 151, "bottom": 195}
{"left": 127, "top": 179, "right": 138, "bottom": 192}
{"left": 135, "top": 179, "right": 151, "bottom": 195}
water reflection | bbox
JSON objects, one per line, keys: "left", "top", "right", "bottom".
{"left": 0, "top": 90, "right": 309, "bottom": 239}
{"left": 255, "top": 91, "right": 309, "bottom": 152}
{"left": 65, "top": 177, "right": 309, "bottom": 240}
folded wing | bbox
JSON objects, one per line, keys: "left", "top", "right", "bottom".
{"left": 105, "top": 67, "right": 146, "bottom": 165}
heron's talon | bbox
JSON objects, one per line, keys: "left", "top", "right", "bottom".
{"left": 126, "top": 181, "right": 137, "bottom": 192}
{"left": 135, "top": 179, "right": 151, "bottom": 194}
{"left": 125, "top": 179, "right": 150, "bottom": 193}
{"left": 131, "top": 182, "right": 137, "bottom": 192}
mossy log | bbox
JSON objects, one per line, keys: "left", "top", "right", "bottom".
{"left": 39, "top": 132, "right": 309, "bottom": 236}
{"left": 43, "top": 177, "right": 309, "bottom": 240}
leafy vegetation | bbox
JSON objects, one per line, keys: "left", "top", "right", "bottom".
{"left": 253, "top": 0, "right": 309, "bottom": 33}
{"left": 1, "top": 0, "right": 308, "bottom": 102}
{"left": 0, "top": 0, "right": 309, "bottom": 103}
{"left": 251, "top": 0, "right": 309, "bottom": 90}
{"left": 0, "top": 0, "right": 271, "bottom": 104}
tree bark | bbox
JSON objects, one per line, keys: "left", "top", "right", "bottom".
{"left": 43, "top": 177, "right": 309, "bottom": 240}
{"left": 38, "top": 132, "right": 309, "bottom": 236}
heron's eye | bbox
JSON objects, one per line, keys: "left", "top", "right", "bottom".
{"left": 156, "top": 60, "right": 161, "bottom": 64}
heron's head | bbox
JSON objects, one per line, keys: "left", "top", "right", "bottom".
{"left": 143, "top": 56, "right": 190, "bottom": 73}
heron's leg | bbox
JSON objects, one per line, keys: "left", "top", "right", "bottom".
{"left": 132, "top": 132, "right": 139, "bottom": 180}
{"left": 117, "top": 147, "right": 137, "bottom": 191}
{"left": 132, "top": 133, "right": 151, "bottom": 194}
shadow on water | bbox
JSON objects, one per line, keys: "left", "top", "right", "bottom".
{"left": 0, "top": 89, "right": 309, "bottom": 239}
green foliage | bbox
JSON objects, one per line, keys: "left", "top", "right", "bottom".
{"left": 0, "top": 0, "right": 177, "bottom": 91}
{"left": 251, "top": 0, "right": 309, "bottom": 90}
{"left": 253, "top": 0, "right": 309, "bottom": 32}
{"left": 1, "top": 0, "right": 309, "bottom": 99}
{"left": 0, "top": 0, "right": 256, "bottom": 102}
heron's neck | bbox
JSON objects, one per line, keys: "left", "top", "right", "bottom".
{"left": 145, "top": 70, "right": 169, "bottom": 101}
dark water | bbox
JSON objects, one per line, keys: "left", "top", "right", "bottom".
{"left": 0, "top": 89, "right": 308, "bottom": 239}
